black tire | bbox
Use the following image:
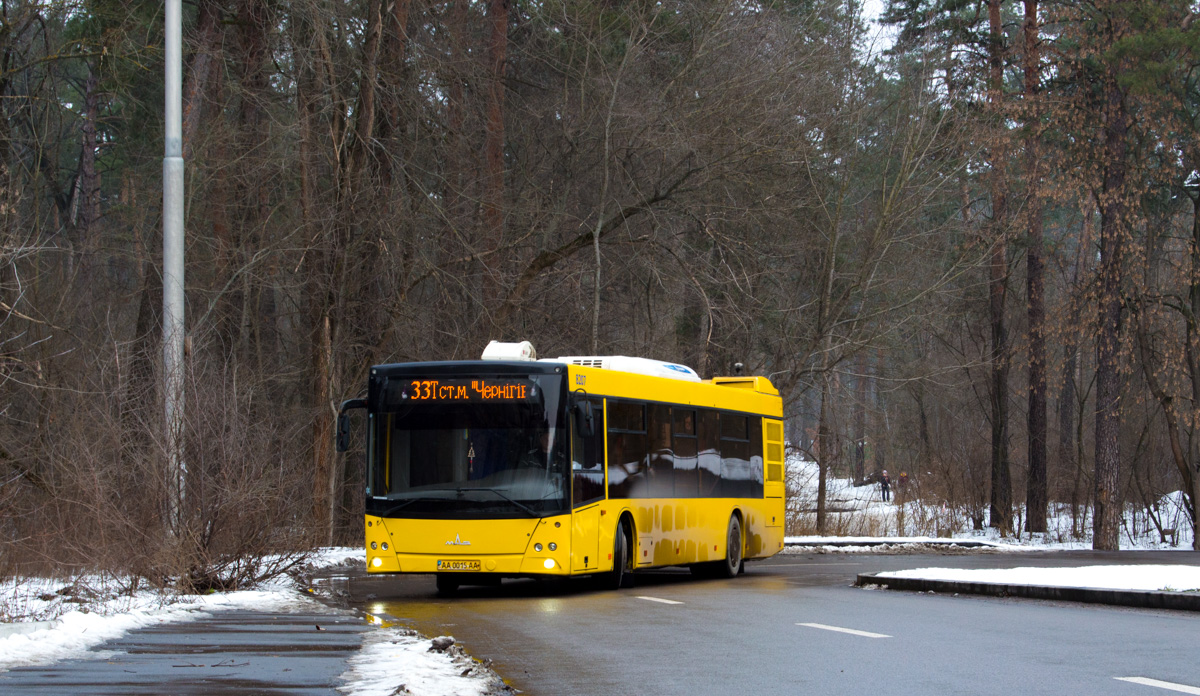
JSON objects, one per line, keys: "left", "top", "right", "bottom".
{"left": 607, "top": 520, "right": 633, "bottom": 590}
{"left": 435, "top": 574, "right": 460, "bottom": 596}
{"left": 716, "top": 515, "right": 742, "bottom": 579}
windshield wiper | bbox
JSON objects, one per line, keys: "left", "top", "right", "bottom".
{"left": 378, "top": 496, "right": 449, "bottom": 517}
{"left": 455, "top": 487, "right": 540, "bottom": 517}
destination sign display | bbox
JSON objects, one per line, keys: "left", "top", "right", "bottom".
{"left": 396, "top": 378, "right": 537, "bottom": 403}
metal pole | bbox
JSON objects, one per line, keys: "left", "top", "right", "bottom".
{"left": 163, "top": 0, "right": 186, "bottom": 531}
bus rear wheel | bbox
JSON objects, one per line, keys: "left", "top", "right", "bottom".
{"left": 716, "top": 515, "right": 742, "bottom": 579}
{"left": 689, "top": 514, "right": 743, "bottom": 579}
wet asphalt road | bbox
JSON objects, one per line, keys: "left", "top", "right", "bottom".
{"left": 349, "top": 550, "right": 1200, "bottom": 696}
{"left": 2, "top": 550, "right": 1198, "bottom": 695}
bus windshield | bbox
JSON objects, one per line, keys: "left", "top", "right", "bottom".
{"left": 366, "top": 374, "right": 568, "bottom": 518}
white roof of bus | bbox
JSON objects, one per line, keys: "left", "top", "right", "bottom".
{"left": 546, "top": 356, "right": 702, "bottom": 382}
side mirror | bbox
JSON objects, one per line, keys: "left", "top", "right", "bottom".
{"left": 573, "top": 400, "right": 595, "bottom": 438}
{"left": 335, "top": 398, "right": 366, "bottom": 453}
{"left": 336, "top": 412, "right": 352, "bottom": 452}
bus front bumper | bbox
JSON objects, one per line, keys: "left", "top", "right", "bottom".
{"left": 365, "top": 513, "right": 574, "bottom": 576}
{"left": 367, "top": 552, "right": 571, "bottom": 575}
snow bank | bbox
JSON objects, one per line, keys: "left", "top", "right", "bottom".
{"left": 876, "top": 565, "right": 1200, "bottom": 593}
{"left": 339, "top": 631, "right": 502, "bottom": 696}
{"left": 0, "top": 584, "right": 321, "bottom": 670}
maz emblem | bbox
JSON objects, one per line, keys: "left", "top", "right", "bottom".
{"left": 445, "top": 534, "right": 471, "bottom": 546}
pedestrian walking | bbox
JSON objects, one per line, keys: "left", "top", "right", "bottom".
{"left": 880, "top": 469, "right": 891, "bottom": 502}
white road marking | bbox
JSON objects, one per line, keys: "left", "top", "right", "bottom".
{"left": 797, "top": 622, "right": 891, "bottom": 639}
{"left": 1115, "top": 677, "right": 1200, "bottom": 695}
{"left": 636, "top": 596, "right": 684, "bottom": 605}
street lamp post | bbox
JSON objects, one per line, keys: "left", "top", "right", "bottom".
{"left": 163, "top": 0, "right": 185, "bottom": 530}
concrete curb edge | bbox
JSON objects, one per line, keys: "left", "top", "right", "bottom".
{"left": 855, "top": 572, "right": 1200, "bottom": 612}
{"left": 787, "top": 540, "right": 998, "bottom": 548}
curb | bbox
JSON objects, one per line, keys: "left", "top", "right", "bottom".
{"left": 855, "top": 572, "right": 1200, "bottom": 612}
{"left": 786, "top": 540, "right": 1000, "bottom": 549}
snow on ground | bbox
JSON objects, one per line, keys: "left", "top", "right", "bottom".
{"left": 0, "top": 581, "right": 318, "bottom": 670}
{"left": 875, "top": 565, "right": 1200, "bottom": 593}
{"left": 786, "top": 455, "right": 1196, "bottom": 550}
{"left": 0, "top": 548, "right": 503, "bottom": 696}
{"left": 340, "top": 630, "right": 503, "bottom": 696}
{"left": 787, "top": 455, "right": 1200, "bottom": 595}
{"left": 783, "top": 535, "right": 1018, "bottom": 551}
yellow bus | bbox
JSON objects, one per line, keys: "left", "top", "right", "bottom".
{"left": 337, "top": 341, "right": 786, "bottom": 594}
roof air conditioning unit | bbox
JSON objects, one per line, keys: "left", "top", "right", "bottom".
{"left": 481, "top": 340, "right": 538, "bottom": 361}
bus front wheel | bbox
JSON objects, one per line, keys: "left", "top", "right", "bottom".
{"left": 435, "top": 574, "right": 460, "bottom": 596}
{"left": 607, "top": 520, "right": 633, "bottom": 590}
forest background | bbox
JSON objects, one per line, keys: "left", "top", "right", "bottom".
{"left": 2, "top": 0, "right": 1200, "bottom": 590}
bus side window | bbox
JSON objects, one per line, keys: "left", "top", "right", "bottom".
{"left": 606, "top": 401, "right": 646, "bottom": 499}
{"left": 720, "top": 415, "right": 748, "bottom": 496}
{"left": 697, "top": 409, "right": 721, "bottom": 497}
{"left": 647, "top": 404, "right": 673, "bottom": 498}
{"left": 571, "top": 399, "right": 605, "bottom": 507}
{"left": 719, "top": 413, "right": 753, "bottom": 498}
{"left": 673, "top": 409, "right": 698, "bottom": 498}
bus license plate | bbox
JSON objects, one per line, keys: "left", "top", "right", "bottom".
{"left": 437, "top": 560, "right": 480, "bottom": 571}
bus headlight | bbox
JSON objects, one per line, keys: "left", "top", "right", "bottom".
{"left": 372, "top": 557, "right": 382, "bottom": 568}
{"left": 371, "top": 542, "right": 377, "bottom": 550}
{"left": 381, "top": 542, "right": 389, "bottom": 550}
{"left": 534, "top": 543, "right": 543, "bottom": 552}
{"left": 543, "top": 559, "right": 556, "bottom": 569}
{"left": 548, "top": 542, "right": 557, "bottom": 551}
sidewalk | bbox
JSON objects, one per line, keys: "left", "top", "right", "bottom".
{"left": 786, "top": 536, "right": 1004, "bottom": 549}
{"left": 0, "top": 607, "right": 369, "bottom": 695}
{"left": 0, "top": 550, "right": 509, "bottom": 695}
{"left": 855, "top": 567, "right": 1200, "bottom": 612}
{"left": 788, "top": 535, "right": 1200, "bottom": 611}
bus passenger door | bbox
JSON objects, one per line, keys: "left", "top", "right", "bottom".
{"left": 570, "top": 398, "right": 605, "bottom": 573}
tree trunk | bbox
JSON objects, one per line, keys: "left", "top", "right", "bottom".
{"left": 78, "top": 69, "right": 101, "bottom": 246}
{"left": 445, "top": 0, "right": 468, "bottom": 228}
{"left": 1062, "top": 202, "right": 1093, "bottom": 537}
{"left": 182, "top": 0, "right": 224, "bottom": 161}
{"left": 853, "top": 352, "right": 867, "bottom": 483}
{"left": 1093, "top": 66, "right": 1128, "bottom": 552}
{"left": 986, "top": 0, "right": 1012, "bottom": 534}
{"left": 816, "top": 364, "right": 834, "bottom": 534}
{"left": 292, "top": 9, "right": 336, "bottom": 545}
{"left": 483, "top": 0, "right": 508, "bottom": 248}
{"left": 312, "top": 314, "right": 335, "bottom": 546}
{"left": 915, "top": 380, "right": 932, "bottom": 475}
{"left": 379, "top": 0, "right": 411, "bottom": 164}
{"left": 1189, "top": 194, "right": 1200, "bottom": 550}
{"left": 1023, "top": 0, "right": 1047, "bottom": 535}
{"left": 344, "top": 0, "right": 382, "bottom": 191}
{"left": 122, "top": 259, "right": 162, "bottom": 454}
{"left": 1060, "top": 339, "right": 1078, "bottom": 529}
